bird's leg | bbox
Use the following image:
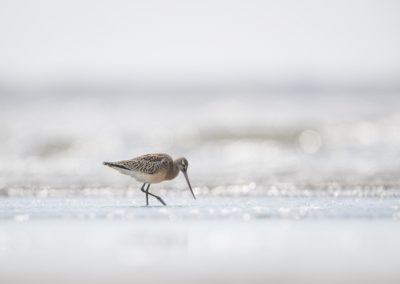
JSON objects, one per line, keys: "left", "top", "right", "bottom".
{"left": 140, "top": 183, "right": 149, "bottom": 206}
{"left": 146, "top": 186, "right": 167, "bottom": 206}
{"left": 145, "top": 184, "right": 150, "bottom": 206}
{"left": 140, "top": 183, "right": 166, "bottom": 206}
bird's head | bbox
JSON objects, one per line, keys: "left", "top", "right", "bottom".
{"left": 176, "top": 157, "right": 189, "bottom": 172}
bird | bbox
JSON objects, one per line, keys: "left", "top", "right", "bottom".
{"left": 103, "top": 153, "right": 196, "bottom": 206}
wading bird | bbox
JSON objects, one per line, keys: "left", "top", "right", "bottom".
{"left": 103, "top": 153, "right": 196, "bottom": 206}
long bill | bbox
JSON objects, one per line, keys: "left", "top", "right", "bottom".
{"left": 183, "top": 171, "right": 196, "bottom": 200}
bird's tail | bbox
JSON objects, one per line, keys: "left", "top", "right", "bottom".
{"left": 103, "top": 161, "right": 130, "bottom": 170}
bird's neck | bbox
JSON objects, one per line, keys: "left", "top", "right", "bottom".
{"left": 166, "top": 161, "right": 180, "bottom": 180}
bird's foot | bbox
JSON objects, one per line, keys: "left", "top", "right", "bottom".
{"left": 157, "top": 197, "right": 167, "bottom": 206}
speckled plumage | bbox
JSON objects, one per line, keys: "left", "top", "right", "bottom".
{"left": 111, "top": 153, "right": 173, "bottom": 174}
{"left": 103, "top": 153, "right": 176, "bottom": 183}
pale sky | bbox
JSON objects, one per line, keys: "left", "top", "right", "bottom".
{"left": 0, "top": 0, "right": 400, "bottom": 84}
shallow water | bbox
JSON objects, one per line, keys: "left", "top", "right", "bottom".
{"left": 1, "top": 196, "right": 400, "bottom": 221}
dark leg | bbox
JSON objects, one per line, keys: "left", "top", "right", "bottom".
{"left": 140, "top": 183, "right": 149, "bottom": 206}
{"left": 147, "top": 190, "right": 167, "bottom": 206}
{"left": 140, "top": 183, "right": 167, "bottom": 206}
{"left": 145, "top": 184, "right": 150, "bottom": 205}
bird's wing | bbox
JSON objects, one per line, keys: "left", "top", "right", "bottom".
{"left": 117, "top": 153, "right": 172, "bottom": 174}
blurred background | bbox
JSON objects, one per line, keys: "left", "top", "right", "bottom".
{"left": 1, "top": 0, "right": 400, "bottom": 193}
{"left": 1, "top": 1, "right": 400, "bottom": 284}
